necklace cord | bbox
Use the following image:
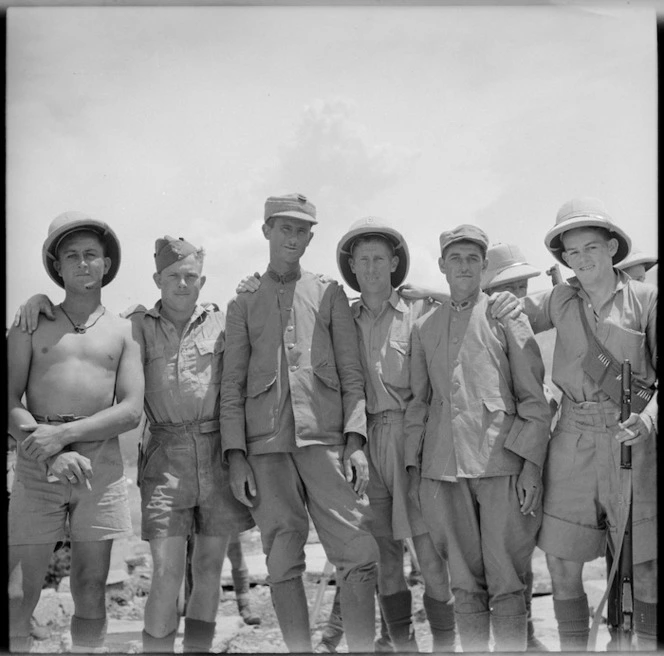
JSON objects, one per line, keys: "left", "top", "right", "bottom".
{"left": 59, "top": 304, "right": 106, "bottom": 334}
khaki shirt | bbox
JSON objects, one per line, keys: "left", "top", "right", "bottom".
{"left": 523, "top": 271, "right": 658, "bottom": 428}
{"left": 125, "top": 302, "right": 224, "bottom": 425}
{"left": 220, "top": 266, "right": 367, "bottom": 458}
{"left": 405, "top": 292, "right": 550, "bottom": 481}
{"left": 351, "top": 291, "right": 437, "bottom": 415}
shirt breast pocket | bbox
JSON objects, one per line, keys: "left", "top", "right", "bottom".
{"left": 384, "top": 340, "right": 410, "bottom": 389}
{"left": 194, "top": 339, "right": 223, "bottom": 384}
{"left": 605, "top": 322, "right": 647, "bottom": 379}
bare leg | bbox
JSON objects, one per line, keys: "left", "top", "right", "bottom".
{"left": 187, "top": 534, "right": 229, "bottom": 622}
{"left": 9, "top": 543, "right": 55, "bottom": 647}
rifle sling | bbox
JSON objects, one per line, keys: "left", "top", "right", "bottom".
{"left": 577, "top": 297, "right": 653, "bottom": 414}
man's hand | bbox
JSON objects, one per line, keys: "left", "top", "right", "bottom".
{"left": 228, "top": 450, "right": 257, "bottom": 507}
{"left": 488, "top": 291, "right": 523, "bottom": 320}
{"left": 236, "top": 273, "right": 262, "bottom": 295}
{"left": 406, "top": 466, "right": 421, "bottom": 509}
{"left": 343, "top": 433, "right": 369, "bottom": 496}
{"left": 14, "top": 294, "right": 55, "bottom": 334}
{"left": 21, "top": 424, "right": 67, "bottom": 462}
{"left": 47, "top": 452, "right": 93, "bottom": 488}
{"left": 616, "top": 412, "right": 651, "bottom": 446}
{"left": 516, "top": 460, "right": 542, "bottom": 516}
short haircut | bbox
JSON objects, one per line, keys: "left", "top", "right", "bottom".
{"left": 561, "top": 226, "right": 613, "bottom": 250}
{"left": 441, "top": 239, "right": 486, "bottom": 261}
{"left": 350, "top": 234, "right": 396, "bottom": 258}
{"left": 56, "top": 229, "right": 106, "bottom": 259}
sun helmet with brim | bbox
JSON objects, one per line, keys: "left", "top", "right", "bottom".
{"left": 615, "top": 249, "right": 657, "bottom": 273}
{"left": 544, "top": 197, "right": 631, "bottom": 267}
{"left": 481, "top": 243, "right": 541, "bottom": 291}
{"left": 336, "top": 217, "right": 409, "bottom": 293}
{"left": 42, "top": 211, "right": 122, "bottom": 288}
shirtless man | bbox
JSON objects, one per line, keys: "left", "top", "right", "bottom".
{"left": 8, "top": 211, "right": 144, "bottom": 653}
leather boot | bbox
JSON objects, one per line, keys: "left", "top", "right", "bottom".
{"left": 454, "top": 610, "right": 490, "bottom": 652}
{"left": 270, "top": 577, "right": 312, "bottom": 652}
{"left": 423, "top": 594, "right": 455, "bottom": 652}
{"left": 339, "top": 575, "right": 377, "bottom": 652}
{"left": 491, "top": 613, "right": 527, "bottom": 652}
{"left": 379, "top": 590, "right": 418, "bottom": 652}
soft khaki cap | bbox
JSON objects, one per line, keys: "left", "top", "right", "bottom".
{"left": 264, "top": 193, "right": 317, "bottom": 224}
{"left": 544, "top": 197, "right": 631, "bottom": 266}
{"left": 439, "top": 224, "right": 489, "bottom": 257}
{"left": 481, "top": 243, "right": 541, "bottom": 291}
{"left": 154, "top": 236, "right": 199, "bottom": 273}
{"left": 42, "top": 211, "right": 121, "bottom": 288}
{"left": 615, "top": 248, "right": 657, "bottom": 272}
{"left": 336, "top": 216, "right": 410, "bottom": 293}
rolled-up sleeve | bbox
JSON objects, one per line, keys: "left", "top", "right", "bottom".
{"left": 220, "top": 297, "right": 250, "bottom": 459}
{"left": 404, "top": 323, "right": 430, "bottom": 471}
{"left": 330, "top": 284, "right": 367, "bottom": 439}
{"left": 502, "top": 315, "right": 551, "bottom": 468}
{"left": 523, "top": 288, "right": 555, "bottom": 334}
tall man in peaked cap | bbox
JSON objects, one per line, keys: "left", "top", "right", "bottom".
{"left": 494, "top": 197, "right": 658, "bottom": 651}
{"left": 220, "top": 194, "right": 379, "bottom": 653}
{"left": 8, "top": 212, "right": 144, "bottom": 653}
{"left": 405, "top": 224, "right": 551, "bottom": 652}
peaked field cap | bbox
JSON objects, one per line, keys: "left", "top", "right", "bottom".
{"left": 154, "top": 235, "right": 199, "bottom": 273}
{"left": 481, "top": 243, "right": 541, "bottom": 290}
{"left": 336, "top": 216, "right": 410, "bottom": 292}
{"left": 615, "top": 248, "right": 657, "bottom": 272}
{"left": 264, "top": 193, "right": 317, "bottom": 224}
{"left": 439, "top": 224, "right": 489, "bottom": 256}
{"left": 42, "top": 211, "right": 121, "bottom": 288}
{"left": 545, "top": 197, "right": 631, "bottom": 266}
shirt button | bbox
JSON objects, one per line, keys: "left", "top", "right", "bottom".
{"left": 452, "top": 337, "right": 458, "bottom": 344}
{"left": 279, "top": 289, "right": 285, "bottom": 294}
{"left": 287, "top": 343, "right": 295, "bottom": 349}
{"left": 286, "top": 326, "right": 294, "bottom": 331}
{"left": 289, "top": 365, "right": 298, "bottom": 372}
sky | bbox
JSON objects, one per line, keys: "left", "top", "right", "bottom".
{"left": 5, "top": 4, "right": 658, "bottom": 323}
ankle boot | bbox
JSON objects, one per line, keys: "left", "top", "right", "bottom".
{"left": 491, "top": 612, "right": 527, "bottom": 652}
{"left": 423, "top": 594, "right": 455, "bottom": 652}
{"left": 454, "top": 610, "right": 490, "bottom": 652}
{"left": 339, "top": 574, "right": 377, "bottom": 653}
{"left": 379, "top": 590, "right": 418, "bottom": 652}
{"left": 270, "top": 577, "right": 312, "bottom": 652}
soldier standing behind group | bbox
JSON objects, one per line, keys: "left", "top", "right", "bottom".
{"left": 220, "top": 194, "right": 379, "bottom": 653}
{"left": 405, "top": 225, "right": 551, "bottom": 652}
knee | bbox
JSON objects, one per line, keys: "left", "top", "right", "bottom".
{"left": 490, "top": 593, "right": 527, "bottom": 617}
{"left": 191, "top": 549, "right": 223, "bottom": 580}
{"left": 341, "top": 561, "right": 378, "bottom": 585}
{"left": 546, "top": 554, "right": 584, "bottom": 598}
{"left": 454, "top": 588, "right": 489, "bottom": 614}
{"left": 265, "top": 530, "right": 307, "bottom": 583}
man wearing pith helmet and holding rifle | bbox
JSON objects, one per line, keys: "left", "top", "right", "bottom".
{"left": 7, "top": 212, "right": 145, "bottom": 653}
{"left": 336, "top": 216, "right": 456, "bottom": 652}
{"left": 405, "top": 224, "right": 551, "bottom": 652}
{"left": 495, "top": 197, "right": 658, "bottom": 651}
{"left": 220, "top": 193, "right": 379, "bottom": 653}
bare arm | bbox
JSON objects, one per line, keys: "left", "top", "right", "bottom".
{"left": 7, "top": 326, "right": 39, "bottom": 442}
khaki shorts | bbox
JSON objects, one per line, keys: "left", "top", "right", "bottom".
{"left": 366, "top": 411, "right": 427, "bottom": 540}
{"left": 9, "top": 437, "right": 132, "bottom": 545}
{"left": 538, "top": 398, "right": 657, "bottom": 564}
{"left": 139, "top": 425, "right": 254, "bottom": 540}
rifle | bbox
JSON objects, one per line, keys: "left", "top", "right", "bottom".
{"left": 607, "top": 361, "right": 634, "bottom": 649}
{"left": 546, "top": 264, "right": 565, "bottom": 286}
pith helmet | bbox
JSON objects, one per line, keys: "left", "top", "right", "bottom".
{"left": 42, "top": 211, "right": 121, "bottom": 288}
{"left": 481, "top": 243, "right": 541, "bottom": 291}
{"left": 615, "top": 249, "right": 657, "bottom": 273}
{"left": 336, "top": 217, "right": 409, "bottom": 293}
{"left": 544, "top": 197, "right": 631, "bottom": 266}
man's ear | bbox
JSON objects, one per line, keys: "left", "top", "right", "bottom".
{"left": 438, "top": 256, "right": 446, "bottom": 275}
{"left": 607, "top": 237, "right": 619, "bottom": 258}
{"left": 262, "top": 223, "right": 271, "bottom": 240}
{"left": 306, "top": 231, "right": 314, "bottom": 246}
{"left": 53, "top": 260, "right": 62, "bottom": 277}
{"left": 103, "top": 256, "right": 111, "bottom": 275}
{"left": 348, "top": 257, "right": 356, "bottom": 274}
{"left": 561, "top": 251, "right": 571, "bottom": 267}
{"left": 199, "top": 275, "right": 207, "bottom": 290}
{"left": 153, "top": 272, "right": 162, "bottom": 289}
{"left": 390, "top": 255, "right": 399, "bottom": 273}
{"left": 481, "top": 257, "right": 488, "bottom": 272}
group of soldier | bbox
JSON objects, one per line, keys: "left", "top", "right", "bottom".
{"left": 7, "top": 193, "right": 657, "bottom": 654}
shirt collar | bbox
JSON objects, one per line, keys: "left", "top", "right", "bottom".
{"left": 449, "top": 288, "right": 481, "bottom": 312}
{"left": 353, "top": 288, "right": 404, "bottom": 318}
{"left": 148, "top": 300, "right": 209, "bottom": 324}
{"left": 266, "top": 264, "right": 301, "bottom": 284}
{"left": 567, "top": 267, "right": 629, "bottom": 298}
